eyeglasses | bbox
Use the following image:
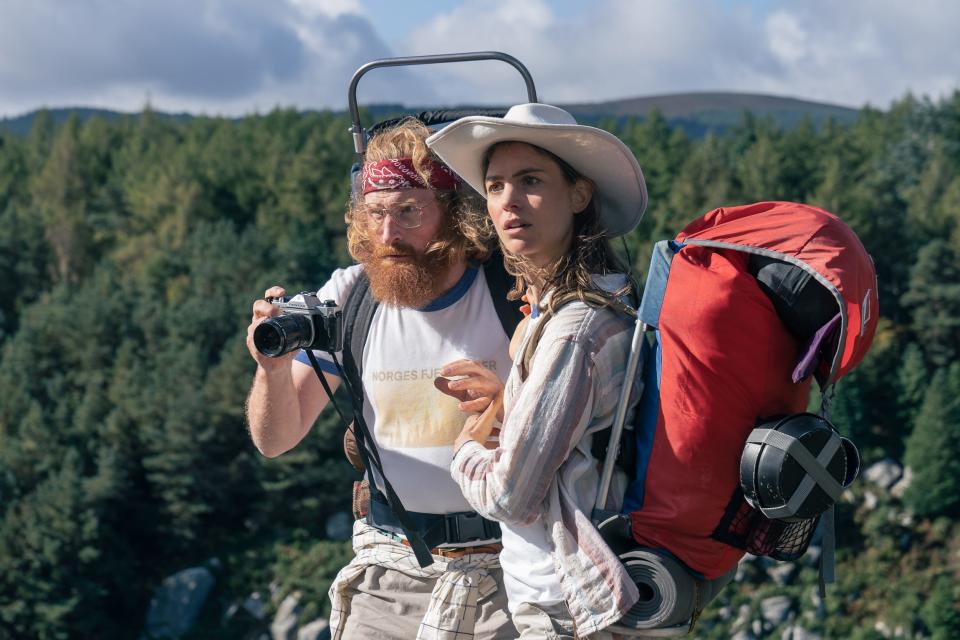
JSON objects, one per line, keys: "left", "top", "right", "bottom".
{"left": 360, "top": 202, "right": 427, "bottom": 229}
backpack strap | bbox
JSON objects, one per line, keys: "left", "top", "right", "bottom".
{"left": 340, "top": 271, "right": 378, "bottom": 403}
{"left": 339, "top": 271, "right": 384, "bottom": 506}
{"left": 482, "top": 248, "right": 525, "bottom": 340}
{"left": 520, "top": 290, "right": 635, "bottom": 380}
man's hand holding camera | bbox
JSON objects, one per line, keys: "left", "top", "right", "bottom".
{"left": 245, "top": 285, "right": 342, "bottom": 458}
{"left": 247, "top": 286, "right": 291, "bottom": 371}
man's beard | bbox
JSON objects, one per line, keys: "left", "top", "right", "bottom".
{"left": 363, "top": 241, "right": 456, "bottom": 309}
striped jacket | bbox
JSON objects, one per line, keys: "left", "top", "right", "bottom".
{"left": 451, "top": 286, "right": 642, "bottom": 636}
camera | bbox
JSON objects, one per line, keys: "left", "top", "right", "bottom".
{"left": 253, "top": 292, "right": 343, "bottom": 358}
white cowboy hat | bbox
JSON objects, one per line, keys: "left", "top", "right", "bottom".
{"left": 426, "top": 103, "right": 647, "bottom": 237}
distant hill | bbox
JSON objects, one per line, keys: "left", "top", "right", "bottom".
{"left": 0, "top": 107, "right": 196, "bottom": 136}
{"left": 0, "top": 92, "right": 861, "bottom": 138}
{"left": 563, "top": 91, "right": 860, "bottom": 135}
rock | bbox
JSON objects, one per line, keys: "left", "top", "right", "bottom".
{"left": 804, "top": 545, "right": 822, "bottom": 567}
{"left": 767, "top": 562, "right": 798, "bottom": 586}
{"left": 717, "top": 605, "right": 731, "bottom": 621}
{"left": 896, "top": 510, "right": 914, "bottom": 527}
{"left": 731, "top": 631, "right": 756, "bottom": 640}
{"left": 244, "top": 592, "right": 268, "bottom": 620}
{"left": 752, "top": 619, "right": 765, "bottom": 636}
{"left": 863, "top": 459, "right": 902, "bottom": 490}
{"left": 890, "top": 467, "right": 912, "bottom": 499}
{"left": 874, "top": 619, "right": 892, "bottom": 637}
{"left": 270, "top": 593, "right": 301, "bottom": 640}
{"left": 733, "top": 604, "right": 752, "bottom": 630}
{"left": 863, "top": 490, "right": 879, "bottom": 510}
{"left": 325, "top": 511, "right": 353, "bottom": 541}
{"left": 761, "top": 595, "right": 793, "bottom": 627}
{"left": 809, "top": 586, "right": 824, "bottom": 612}
{"left": 143, "top": 567, "right": 214, "bottom": 640}
{"left": 782, "top": 625, "right": 822, "bottom": 640}
{"left": 297, "top": 619, "right": 331, "bottom": 640}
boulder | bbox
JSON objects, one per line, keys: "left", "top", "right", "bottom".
{"left": 244, "top": 592, "right": 268, "bottom": 620}
{"left": 863, "top": 459, "right": 902, "bottom": 490}
{"left": 761, "top": 595, "right": 793, "bottom": 627}
{"left": 781, "top": 625, "right": 822, "bottom": 640}
{"left": 297, "top": 619, "right": 331, "bottom": 640}
{"left": 889, "top": 467, "right": 912, "bottom": 499}
{"left": 270, "top": 593, "right": 301, "bottom": 640}
{"left": 767, "top": 562, "right": 797, "bottom": 586}
{"left": 732, "top": 604, "right": 752, "bottom": 630}
{"left": 874, "top": 619, "right": 892, "bottom": 637}
{"left": 325, "top": 511, "right": 353, "bottom": 541}
{"left": 143, "top": 567, "right": 214, "bottom": 640}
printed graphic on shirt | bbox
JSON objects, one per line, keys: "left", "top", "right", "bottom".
{"left": 369, "top": 361, "right": 499, "bottom": 449}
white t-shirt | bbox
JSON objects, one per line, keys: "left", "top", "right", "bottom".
{"left": 295, "top": 264, "right": 513, "bottom": 513}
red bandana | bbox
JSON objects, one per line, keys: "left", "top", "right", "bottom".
{"left": 361, "top": 158, "right": 461, "bottom": 194}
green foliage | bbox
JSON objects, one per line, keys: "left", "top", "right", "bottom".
{"left": 903, "top": 364, "right": 960, "bottom": 518}
{"left": 901, "top": 240, "right": 960, "bottom": 368}
{"left": 269, "top": 539, "right": 354, "bottom": 621}
{"left": 921, "top": 575, "right": 960, "bottom": 640}
{"left": 0, "top": 94, "right": 958, "bottom": 636}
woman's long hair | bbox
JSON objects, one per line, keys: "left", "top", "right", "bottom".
{"left": 346, "top": 119, "right": 494, "bottom": 266}
{"left": 482, "top": 142, "right": 631, "bottom": 309}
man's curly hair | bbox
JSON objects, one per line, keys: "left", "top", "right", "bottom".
{"left": 345, "top": 119, "right": 494, "bottom": 265}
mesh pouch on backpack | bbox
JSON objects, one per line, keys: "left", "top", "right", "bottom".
{"left": 711, "top": 489, "right": 818, "bottom": 561}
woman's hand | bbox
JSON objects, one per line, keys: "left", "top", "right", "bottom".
{"left": 435, "top": 359, "right": 505, "bottom": 451}
{"left": 453, "top": 396, "right": 503, "bottom": 452}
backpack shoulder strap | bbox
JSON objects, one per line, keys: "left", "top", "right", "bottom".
{"left": 482, "top": 248, "right": 525, "bottom": 340}
{"left": 340, "top": 270, "right": 378, "bottom": 403}
{"left": 520, "top": 290, "right": 634, "bottom": 380}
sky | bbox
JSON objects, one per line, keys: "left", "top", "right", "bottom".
{"left": 0, "top": 0, "right": 957, "bottom": 118}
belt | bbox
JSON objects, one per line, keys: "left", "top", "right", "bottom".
{"left": 399, "top": 540, "right": 503, "bottom": 559}
{"left": 367, "top": 491, "right": 502, "bottom": 548}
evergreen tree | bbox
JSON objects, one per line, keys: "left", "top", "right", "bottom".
{"left": 896, "top": 342, "right": 929, "bottom": 428}
{"left": 903, "top": 364, "right": 960, "bottom": 518}
{"left": 921, "top": 575, "right": 960, "bottom": 640}
{"left": 900, "top": 240, "right": 960, "bottom": 368}
{"left": 30, "top": 116, "right": 93, "bottom": 283}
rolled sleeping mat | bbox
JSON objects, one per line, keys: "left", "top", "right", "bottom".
{"left": 609, "top": 548, "right": 736, "bottom": 636}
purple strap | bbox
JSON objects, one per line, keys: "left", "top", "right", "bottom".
{"left": 793, "top": 313, "right": 841, "bottom": 384}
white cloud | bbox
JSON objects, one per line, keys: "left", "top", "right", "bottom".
{"left": 0, "top": 0, "right": 956, "bottom": 117}
{"left": 0, "top": 0, "right": 436, "bottom": 117}
{"left": 403, "top": 0, "right": 959, "bottom": 108}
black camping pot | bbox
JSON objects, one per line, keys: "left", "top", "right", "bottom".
{"left": 740, "top": 413, "right": 860, "bottom": 522}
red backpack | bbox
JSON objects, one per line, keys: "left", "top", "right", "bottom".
{"left": 622, "top": 201, "right": 878, "bottom": 580}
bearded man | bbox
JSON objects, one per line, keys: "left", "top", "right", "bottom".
{"left": 245, "top": 120, "right": 518, "bottom": 640}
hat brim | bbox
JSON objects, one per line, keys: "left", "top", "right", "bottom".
{"left": 426, "top": 117, "right": 647, "bottom": 237}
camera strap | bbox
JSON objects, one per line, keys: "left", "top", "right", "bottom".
{"left": 304, "top": 349, "right": 435, "bottom": 567}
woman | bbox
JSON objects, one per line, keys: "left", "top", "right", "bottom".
{"left": 426, "top": 104, "right": 648, "bottom": 638}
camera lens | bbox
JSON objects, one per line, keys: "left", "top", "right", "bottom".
{"left": 253, "top": 314, "right": 314, "bottom": 357}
